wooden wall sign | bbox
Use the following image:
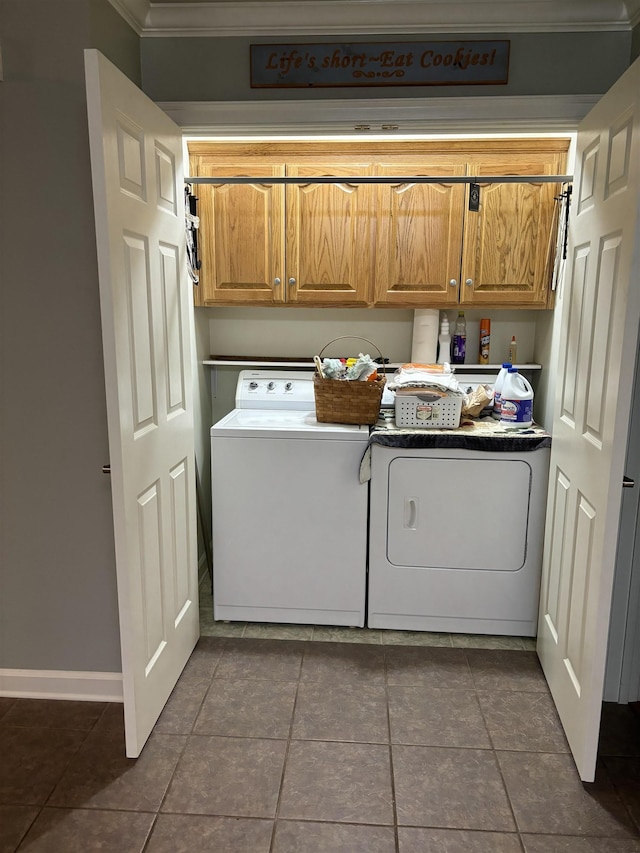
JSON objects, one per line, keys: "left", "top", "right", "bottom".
{"left": 250, "top": 41, "right": 510, "bottom": 88}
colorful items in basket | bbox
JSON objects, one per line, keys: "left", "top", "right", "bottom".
{"left": 316, "top": 353, "right": 379, "bottom": 381}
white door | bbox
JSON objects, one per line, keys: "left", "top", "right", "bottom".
{"left": 85, "top": 50, "right": 199, "bottom": 757}
{"left": 538, "top": 56, "right": 640, "bottom": 782}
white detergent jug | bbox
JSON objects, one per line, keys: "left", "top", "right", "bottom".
{"left": 492, "top": 362, "right": 512, "bottom": 419}
{"left": 500, "top": 368, "right": 534, "bottom": 428}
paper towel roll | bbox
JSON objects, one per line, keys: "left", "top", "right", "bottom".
{"left": 411, "top": 309, "right": 439, "bottom": 363}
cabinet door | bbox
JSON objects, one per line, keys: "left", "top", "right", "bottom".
{"left": 461, "top": 153, "right": 564, "bottom": 308}
{"left": 372, "top": 161, "right": 467, "bottom": 307}
{"left": 191, "top": 159, "right": 285, "bottom": 305}
{"left": 285, "top": 164, "right": 374, "bottom": 306}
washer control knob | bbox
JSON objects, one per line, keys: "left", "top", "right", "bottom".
{"left": 249, "top": 381, "right": 258, "bottom": 390}
{"left": 267, "top": 381, "right": 275, "bottom": 390}
{"left": 284, "top": 382, "right": 293, "bottom": 391}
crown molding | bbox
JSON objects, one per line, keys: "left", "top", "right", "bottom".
{"left": 108, "top": 0, "right": 149, "bottom": 34}
{"left": 160, "top": 93, "right": 597, "bottom": 135}
{"left": 627, "top": 0, "right": 640, "bottom": 26}
{"left": 110, "top": 0, "right": 638, "bottom": 37}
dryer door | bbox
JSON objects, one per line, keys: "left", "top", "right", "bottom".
{"left": 387, "top": 456, "right": 530, "bottom": 571}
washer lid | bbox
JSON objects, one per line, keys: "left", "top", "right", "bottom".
{"left": 210, "top": 408, "right": 369, "bottom": 439}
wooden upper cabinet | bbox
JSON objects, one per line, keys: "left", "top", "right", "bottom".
{"left": 189, "top": 140, "right": 570, "bottom": 309}
{"left": 285, "top": 163, "right": 375, "bottom": 306}
{"left": 372, "top": 160, "right": 467, "bottom": 307}
{"left": 460, "top": 151, "right": 565, "bottom": 308}
{"left": 190, "top": 158, "right": 285, "bottom": 305}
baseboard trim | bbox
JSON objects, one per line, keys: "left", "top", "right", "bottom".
{"left": 0, "top": 669, "right": 124, "bottom": 702}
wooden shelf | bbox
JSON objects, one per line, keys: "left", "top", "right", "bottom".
{"left": 203, "top": 360, "right": 542, "bottom": 370}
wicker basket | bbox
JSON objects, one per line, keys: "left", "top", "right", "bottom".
{"left": 314, "top": 336, "right": 386, "bottom": 425}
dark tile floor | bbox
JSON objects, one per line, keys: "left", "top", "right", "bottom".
{"left": 3, "top": 635, "right": 640, "bottom": 852}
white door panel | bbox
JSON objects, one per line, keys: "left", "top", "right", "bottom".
{"left": 85, "top": 50, "right": 199, "bottom": 757}
{"left": 538, "top": 56, "right": 640, "bottom": 781}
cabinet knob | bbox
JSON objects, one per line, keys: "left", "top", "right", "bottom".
{"left": 449, "top": 279, "right": 457, "bottom": 287}
{"left": 465, "top": 278, "right": 474, "bottom": 286}
{"left": 274, "top": 277, "right": 281, "bottom": 286}
{"left": 288, "top": 277, "right": 296, "bottom": 287}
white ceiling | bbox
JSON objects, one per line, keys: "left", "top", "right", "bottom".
{"left": 111, "top": 0, "right": 640, "bottom": 38}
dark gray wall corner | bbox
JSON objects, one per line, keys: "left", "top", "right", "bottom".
{"left": 632, "top": 22, "right": 640, "bottom": 62}
{"left": 89, "top": 0, "right": 142, "bottom": 86}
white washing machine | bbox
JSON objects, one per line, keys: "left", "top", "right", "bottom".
{"left": 210, "top": 370, "right": 370, "bottom": 627}
{"left": 367, "top": 378, "right": 550, "bottom": 636}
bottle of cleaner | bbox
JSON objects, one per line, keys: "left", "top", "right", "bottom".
{"left": 508, "top": 335, "right": 518, "bottom": 364}
{"left": 437, "top": 314, "right": 451, "bottom": 364}
{"left": 500, "top": 368, "right": 534, "bottom": 428}
{"left": 452, "top": 311, "right": 466, "bottom": 365}
{"left": 479, "top": 318, "right": 491, "bottom": 364}
{"left": 492, "top": 362, "right": 512, "bottom": 419}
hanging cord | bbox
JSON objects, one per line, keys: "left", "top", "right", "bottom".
{"left": 185, "top": 185, "right": 201, "bottom": 285}
{"left": 551, "top": 184, "right": 572, "bottom": 296}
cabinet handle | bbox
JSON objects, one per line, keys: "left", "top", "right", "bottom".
{"left": 288, "top": 277, "right": 297, "bottom": 287}
{"left": 465, "top": 278, "right": 474, "bottom": 286}
{"left": 449, "top": 279, "right": 457, "bottom": 287}
{"left": 274, "top": 277, "right": 281, "bottom": 286}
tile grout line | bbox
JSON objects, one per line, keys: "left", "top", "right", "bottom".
{"left": 267, "top": 641, "right": 305, "bottom": 853}
{"left": 141, "top": 639, "right": 229, "bottom": 851}
{"left": 464, "top": 647, "right": 527, "bottom": 852}
{"left": 10, "top": 702, "right": 147, "bottom": 852}
{"left": 38, "top": 708, "right": 105, "bottom": 813}
{"left": 382, "top": 647, "right": 401, "bottom": 853}
{"left": 12, "top": 805, "right": 43, "bottom": 853}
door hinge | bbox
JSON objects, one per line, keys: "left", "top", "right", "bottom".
{"left": 469, "top": 183, "right": 480, "bottom": 212}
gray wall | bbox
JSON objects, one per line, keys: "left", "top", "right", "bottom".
{"left": 89, "top": 0, "right": 141, "bottom": 85}
{"left": 142, "top": 31, "right": 630, "bottom": 102}
{"left": 0, "top": 0, "right": 139, "bottom": 673}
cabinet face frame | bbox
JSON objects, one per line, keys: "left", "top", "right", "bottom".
{"left": 188, "top": 139, "right": 570, "bottom": 310}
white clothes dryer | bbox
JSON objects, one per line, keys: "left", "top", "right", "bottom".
{"left": 366, "top": 380, "right": 551, "bottom": 636}
{"left": 210, "top": 370, "right": 370, "bottom": 627}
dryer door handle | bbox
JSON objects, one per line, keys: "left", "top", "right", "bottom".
{"left": 404, "top": 497, "right": 419, "bottom": 530}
